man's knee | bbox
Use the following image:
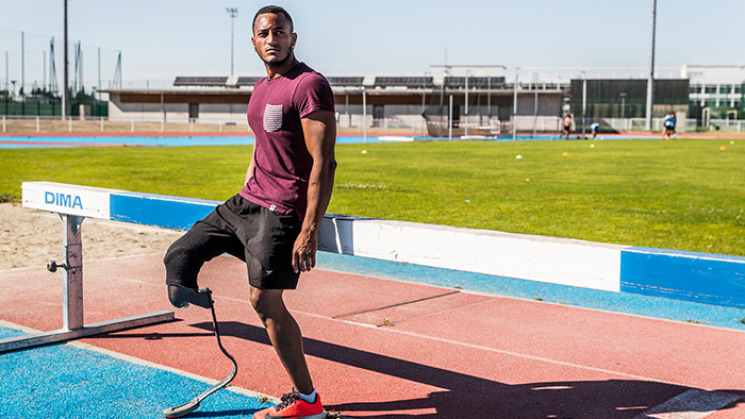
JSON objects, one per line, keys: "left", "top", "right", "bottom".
{"left": 164, "top": 242, "right": 188, "bottom": 269}
{"left": 249, "top": 287, "right": 285, "bottom": 322}
{"left": 164, "top": 241, "right": 202, "bottom": 289}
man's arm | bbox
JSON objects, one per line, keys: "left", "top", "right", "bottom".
{"left": 293, "top": 109, "right": 336, "bottom": 273}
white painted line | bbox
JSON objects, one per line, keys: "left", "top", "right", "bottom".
{"left": 632, "top": 388, "right": 741, "bottom": 419}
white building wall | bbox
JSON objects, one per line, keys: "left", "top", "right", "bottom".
{"left": 108, "top": 94, "right": 248, "bottom": 123}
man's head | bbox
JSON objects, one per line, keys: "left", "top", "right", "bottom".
{"left": 251, "top": 5, "right": 297, "bottom": 69}
{"left": 252, "top": 5, "right": 293, "bottom": 33}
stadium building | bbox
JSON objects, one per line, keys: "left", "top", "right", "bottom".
{"left": 98, "top": 65, "right": 744, "bottom": 135}
{"left": 3, "top": 64, "right": 742, "bottom": 134}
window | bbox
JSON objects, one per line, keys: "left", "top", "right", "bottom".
{"left": 704, "top": 85, "right": 717, "bottom": 94}
{"left": 372, "top": 105, "right": 385, "bottom": 127}
{"left": 188, "top": 103, "right": 199, "bottom": 120}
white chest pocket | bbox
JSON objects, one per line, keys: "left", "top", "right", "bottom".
{"left": 263, "top": 104, "right": 283, "bottom": 132}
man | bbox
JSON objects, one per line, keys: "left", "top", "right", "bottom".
{"left": 663, "top": 111, "right": 676, "bottom": 140}
{"left": 164, "top": 5, "right": 335, "bottom": 419}
{"left": 590, "top": 121, "right": 600, "bottom": 139}
{"left": 561, "top": 114, "right": 572, "bottom": 139}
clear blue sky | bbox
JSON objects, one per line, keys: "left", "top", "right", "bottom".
{"left": 1, "top": 0, "right": 744, "bottom": 90}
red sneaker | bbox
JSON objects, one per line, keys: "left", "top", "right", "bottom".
{"left": 253, "top": 390, "right": 325, "bottom": 419}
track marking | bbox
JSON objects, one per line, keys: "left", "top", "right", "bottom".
{"left": 632, "top": 388, "right": 741, "bottom": 418}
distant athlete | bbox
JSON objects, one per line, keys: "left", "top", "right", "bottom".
{"left": 663, "top": 112, "right": 676, "bottom": 140}
{"left": 164, "top": 5, "right": 335, "bottom": 419}
{"left": 561, "top": 114, "right": 572, "bottom": 139}
{"left": 590, "top": 122, "right": 600, "bottom": 139}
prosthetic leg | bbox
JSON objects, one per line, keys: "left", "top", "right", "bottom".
{"left": 164, "top": 287, "right": 238, "bottom": 418}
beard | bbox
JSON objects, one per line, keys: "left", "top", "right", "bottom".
{"left": 260, "top": 49, "right": 294, "bottom": 69}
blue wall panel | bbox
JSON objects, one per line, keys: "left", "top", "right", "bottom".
{"left": 620, "top": 247, "right": 745, "bottom": 309}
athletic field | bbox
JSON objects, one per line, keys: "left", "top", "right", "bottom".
{"left": 1, "top": 135, "right": 743, "bottom": 257}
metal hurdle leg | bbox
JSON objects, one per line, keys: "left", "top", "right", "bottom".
{"left": 0, "top": 213, "right": 174, "bottom": 353}
{"left": 62, "top": 214, "right": 85, "bottom": 331}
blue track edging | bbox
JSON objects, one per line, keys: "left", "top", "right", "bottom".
{"left": 317, "top": 252, "right": 745, "bottom": 331}
{"left": 620, "top": 247, "right": 745, "bottom": 309}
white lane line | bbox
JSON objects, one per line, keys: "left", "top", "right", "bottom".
{"left": 632, "top": 388, "right": 741, "bottom": 419}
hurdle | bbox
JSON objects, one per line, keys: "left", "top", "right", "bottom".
{"left": 4, "top": 181, "right": 745, "bottom": 352}
{"left": 0, "top": 182, "right": 216, "bottom": 352}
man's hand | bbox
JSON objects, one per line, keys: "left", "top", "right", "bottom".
{"left": 292, "top": 228, "right": 318, "bottom": 273}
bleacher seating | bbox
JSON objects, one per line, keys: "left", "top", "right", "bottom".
{"left": 173, "top": 76, "right": 229, "bottom": 86}
{"left": 172, "top": 75, "right": 505, "bottom": 89}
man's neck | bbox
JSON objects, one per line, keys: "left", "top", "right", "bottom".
{"left": 265, "top": 57, "right": 300, "bottom": 80}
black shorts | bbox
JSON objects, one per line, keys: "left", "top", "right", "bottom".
{"left": 164, "top": 194, "right": 301, "bottom": 290}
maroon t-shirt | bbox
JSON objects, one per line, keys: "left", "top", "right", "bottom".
{"left": 240, "top": 62, "right": 335, "bottom": 221}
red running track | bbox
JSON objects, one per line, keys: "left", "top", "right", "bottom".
{"left": 1, "top": 254, "right": 744, "bottom": 418}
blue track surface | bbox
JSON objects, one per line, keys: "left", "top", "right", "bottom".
{"left": 1, "top": 135, "right": 382, "bottom": 148}
{"left": 0, "top": 134, "right": 658, "bottom": 149}
{"left": 3, "top": 252, "right": 744, "bottom": 418}
{"left": 0, "top": 327, "right": 272, "bottom": 418}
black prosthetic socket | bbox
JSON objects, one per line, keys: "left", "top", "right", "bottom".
{"left": 168, "top": 284, "right": 212, "bottom": 309}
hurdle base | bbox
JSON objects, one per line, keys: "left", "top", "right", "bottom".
{"left": 0, "top": 310, "right": 174, "bottom": 353}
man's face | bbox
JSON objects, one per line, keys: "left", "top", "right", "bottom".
{"left": 252, "top": 13, "right": 296, "bottom": 66}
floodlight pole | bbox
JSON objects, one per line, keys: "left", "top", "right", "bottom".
{"left": 448, "top": 94, "right": 453, "bottom": 141}
{"left": 226, "top": 8, "right": 238, "bottom": 77}
{"left": 21, "top": 32, "right": 24, "bottom": 97}
{"left": 464, "top": 70, "right": 469, "bottom": 137}
{"left": 512, "top": 67, "right": 518, "bottom": 141}
{"left": 533, "top": 75, "right": 538, "bottom": 138}
{"left": 582, "top": 72, "right": 587, "bottom": 139}
{"left": 62, "top": 0, "right": 69, "bottom": 120}
{"left": 645, "top": 0, "right": 657, "bottom": 131}
{"left": 421, "top": 72, "right": 427, "bottom": 136}
{"left": 487, "top": 76, "right": 491, "bottom": 120}
{"left": 97, "top": 47, "right": 101, "bottom": 99}
{"left": 362, "top": 87, "right": 367, "bottom": 143}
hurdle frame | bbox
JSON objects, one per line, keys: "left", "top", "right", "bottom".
{"left": 0, "top": 182, "right": 176, "bottom": 353}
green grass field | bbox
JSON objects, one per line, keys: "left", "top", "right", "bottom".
{"left": 1, "top": 138, "right": 743, "bottom": 256}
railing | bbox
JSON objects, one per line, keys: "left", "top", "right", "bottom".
{"left": 0, "top": 115, "right": 250, "bottom": 134}
{"left": 1, "top": 114, "right": 743, "bottom": 135}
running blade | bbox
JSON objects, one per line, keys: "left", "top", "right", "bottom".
{"left": 163, "top": 399, "right": 200, "bottom": 418}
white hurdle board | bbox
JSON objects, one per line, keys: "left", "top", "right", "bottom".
{"left": 0, "top": 182, "right": 177, "bottom": 353}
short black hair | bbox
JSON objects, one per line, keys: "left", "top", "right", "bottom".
{"left": 252, "top": 5, "right": 294, "bottom": 33}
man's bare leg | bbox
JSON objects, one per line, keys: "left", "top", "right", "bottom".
{"left": 250, "top": 286, "right": 313, "bottom": 394}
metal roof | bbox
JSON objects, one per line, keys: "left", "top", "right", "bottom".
{"left": 172, "top": 75, "right": 506, "bottom": 89}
